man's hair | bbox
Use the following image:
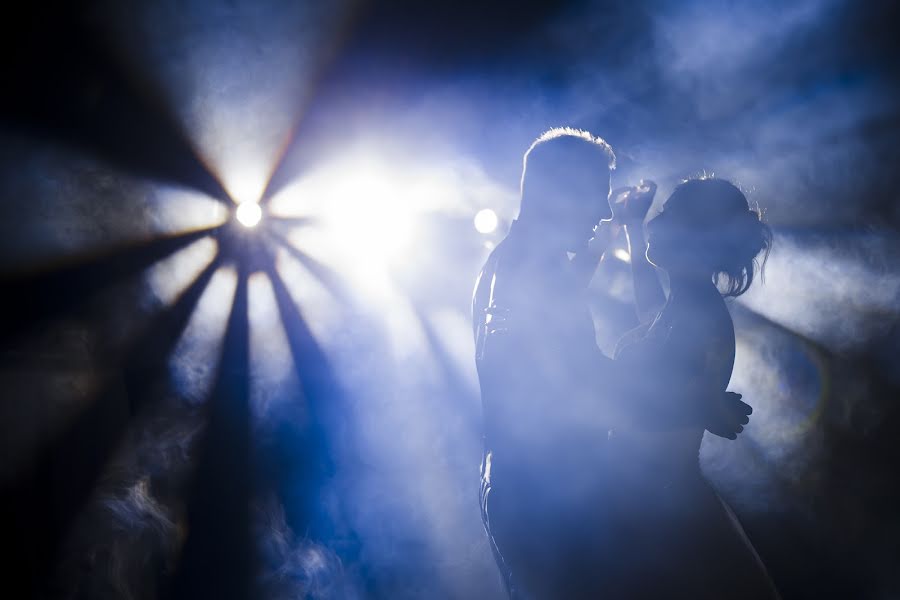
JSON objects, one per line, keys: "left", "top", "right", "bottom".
{"left": 520, "top": 127, "right": 616, "bottom": 197}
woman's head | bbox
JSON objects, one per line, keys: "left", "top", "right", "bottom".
{"left": 646, "top": 178, "right": 772, "bottom": 297}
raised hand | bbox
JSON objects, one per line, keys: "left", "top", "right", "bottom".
{"left": 612, "top": 179, "right": 657, "bottom": 223}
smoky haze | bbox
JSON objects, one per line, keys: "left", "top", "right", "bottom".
{"left": 0, "top": 0, "right": 897, "bottom": 599}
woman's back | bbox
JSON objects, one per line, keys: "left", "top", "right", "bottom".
{"left": 610, "top": 286, "right": 779, "bottom": 600}
{"left": 613, "top": 282, "right": 735, "bottom": 475}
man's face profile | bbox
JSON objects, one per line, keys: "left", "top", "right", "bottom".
{"left": 526, "top": 150, "right": 611, "bottom": 250}
{"left": 557, "top": 168, "right": 610, "bottom": 247}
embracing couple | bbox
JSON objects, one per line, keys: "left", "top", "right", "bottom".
{"left": 472, "top": 128, "right": 781, "bottom": 599}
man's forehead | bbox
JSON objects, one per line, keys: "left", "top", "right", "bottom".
{"left": 528, "top": 137, "right": 610, "bottom": 166}
{"left": 529, "top": 154, "right": 610, "bottom": 184}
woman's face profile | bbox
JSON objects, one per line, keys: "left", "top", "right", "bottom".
{"left": 646, "top": 198, "right": 682, "bottom": 269}
{"left": 647, "top": 180, "right": 756, "bottom": 280}
{"left": 646, "top": 194, "right": 712, "bottom": 274}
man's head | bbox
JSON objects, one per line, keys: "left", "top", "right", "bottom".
{"left": 518, "top": 127, "right": 616, "bottom": 252}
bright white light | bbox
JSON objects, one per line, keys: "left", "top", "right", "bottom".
{"left": 474, "top": 208, "right": 498, "bottom": 234}
{"left": 330, "top": 173, "right": 415, "bottom": 263}
{"left": 268, "top": 145, "right": 519, "bottom": 298}
{"left": 223, "top": 165, "right": 268, "bottom": 206}
{"left": 268, "top": 155, "right": 419, "bottom": 289}
{"left": 236, "top": 201, "right": 262, "bottom": 228}
{"left": 613, "top": 248, "right": 632, "bottom": 263}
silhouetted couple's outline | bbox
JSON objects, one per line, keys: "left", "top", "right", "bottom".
{"left": 472, "top": 128, "right": 780, "bottom": 599}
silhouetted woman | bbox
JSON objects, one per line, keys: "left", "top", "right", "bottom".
{"left": 607, "top": 177, "right": 781, "bottom": 599}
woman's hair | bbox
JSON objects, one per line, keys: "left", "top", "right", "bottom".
{"left": 667, "top": 177, "right": 773, "bottom": 297}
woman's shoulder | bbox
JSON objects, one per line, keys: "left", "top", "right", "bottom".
{"left": 673, "top": 288, "right": 735, "bottom": 351}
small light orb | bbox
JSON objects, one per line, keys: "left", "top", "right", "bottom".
{"left": 236, "top": 201, "right": 262, "bottom": 228}
{"left": 613, "top": 248, "right": 631, "bottom": 263}
{"left": 474, "top": 208, "right": 498, "bottom": 234}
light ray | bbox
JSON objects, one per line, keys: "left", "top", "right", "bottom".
{"left": 415, "top": 307, "right": 481, "bottom": 397}
{"left": 150, "top": 186, "right": 230, "bottom": 234}
{"left": 145, "top": 237, "right": 219, "bottom": 307}
{"left": 247, "top": 271, "right": 300, "bottom": 421}
{"left": 738, "top": 229, "right": 900, "bottom": 351}
{"left": 273, "top": 245, "right": 343, "bottom": 348}
{"left": 168, "top": 265, "right": 238, "bottom": 404}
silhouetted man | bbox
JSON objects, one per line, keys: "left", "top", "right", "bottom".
{"left": 472, "top": 128, "right": 749, "bottom": 598}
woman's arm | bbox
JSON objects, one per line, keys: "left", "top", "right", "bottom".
{"left": 623, "top": 222, "right": 666, "bottom": 322}
{"left": 616, "top": 181, "right": 667, "bottom": 322}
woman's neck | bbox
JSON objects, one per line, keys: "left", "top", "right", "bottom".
{"left": 667, "top": 271, "right": 717, "bottom": 301}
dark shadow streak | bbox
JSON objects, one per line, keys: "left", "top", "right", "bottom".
{"left": 263, "top": 262, "right": 360, "bottom": 553}
{"left": 0, "top": 253, "right": 221, "bottom": 598}
{"left": 268, "top": 231, "right": 355, "bottom": 307}
{"left": 0, "top": 226, "right": 222, "bottom": 344}
{"left": 0, "top": 1, "right": 231, "bottom": 202}
{"left": 410, "top": 302, "right": 482, "bottom": 434}
{"left": 170, "top": 261, "right": 252, "bottom": 600}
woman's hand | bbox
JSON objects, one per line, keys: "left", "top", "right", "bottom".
{"left": 612, "top": 179, "right": 657, "bottom": 224}
{"left": 706, "top": 392, "right": 753, "bottom": 440}
{"left": 612, "top": 179, "right": 666, "bottom": 321}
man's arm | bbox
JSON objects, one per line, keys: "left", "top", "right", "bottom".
{"left": 571, "top": 219, "right": 618, "bottom": 286}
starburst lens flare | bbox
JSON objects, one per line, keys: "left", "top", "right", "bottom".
{"left": 236, "top": 201, "right": 263, "bottom": 228}
{"left": 473, "top": 208, "right": 498, "bottom": 234}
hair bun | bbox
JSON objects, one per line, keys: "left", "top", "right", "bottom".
{"left": 714, "top": 206, "right": 772, "bottom": 296}
{"left": 668, "top": 176, "right": 772, "bottom": 297}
